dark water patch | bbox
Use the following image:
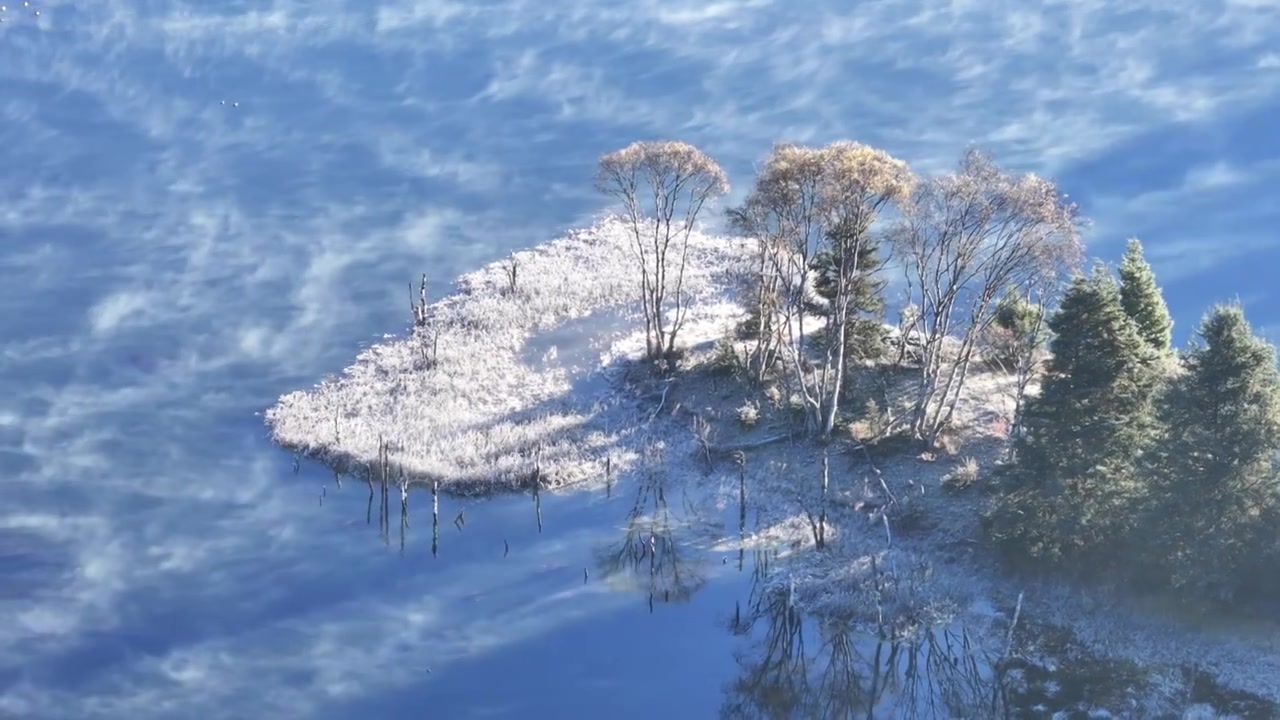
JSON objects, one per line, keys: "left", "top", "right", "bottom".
{"left": 215, "top": 139, "right": 392, "bottom": 214}
{"left": 0, "top": 348, "right": 77, "bottom": 391}
{"left": 209, "top": 133, "right": 489, "bottom": 224}
{"left": 123, "top": 49, "right": 352, "bottom": 126}
{"left": 593, "top": 469, "right": 711, "bottom": 606}
{"left": 0, "top": 421, "right": 24, "bottom": 452}
{"left": 0, "top": 528, "right": 73, "bottom": 602}
{"left": 0, "top": 79, "right": 159, "bottom": 190}
{"left": 0, "top": 449, "right": 38, "bottom": 478}
{"left": 722, "top": 552, "right": 1001, "bottom": 718}
{"left": 313, "top": 491, "right": 744, "bottom": 720}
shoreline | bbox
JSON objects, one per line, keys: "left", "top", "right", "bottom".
{"left": 265, "top": 219, "right": 1280, "bottom": 714}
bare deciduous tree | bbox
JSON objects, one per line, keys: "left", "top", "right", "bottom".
{"left": 594, "top": 141, "right": 729, "bottom": 362}
{"left": 729, "top": 143, "right": 825, "bottom": 394}
{"left": 730, "top": 141, "right": 914, "bottom": 437}
{"left": 892, "top": 149, "right": 1084, "bottom": 446}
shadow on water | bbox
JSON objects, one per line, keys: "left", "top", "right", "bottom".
{"left": 520, "top": 307, "right": 634, "bottom": 391}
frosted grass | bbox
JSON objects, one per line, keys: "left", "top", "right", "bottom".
{"left": 265, "top": 217, "right": 749, "bottom": 494}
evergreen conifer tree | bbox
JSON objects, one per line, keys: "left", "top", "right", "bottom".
{"left": 992, "top": 289, "right": 1043, "bottom": 341}
{"left": 985, "top": 268, "right": 1161, "bottom": 569}
{"left": 809, "top": 219, "right": 889, "bottom": 363}
{"left": 1143, "top": 304, "right": 1280, "bottom": 602}
{"left": 985, "top": 288, "right": 1046, "bottom": 368}
{"left": 1118, "top": 238, "right": 1173, "bottom": 353}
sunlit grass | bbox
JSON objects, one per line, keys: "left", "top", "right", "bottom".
{"left": 265, "top": 218, "right": 747, "bottom": 494}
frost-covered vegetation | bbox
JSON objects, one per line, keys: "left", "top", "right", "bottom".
{"left": 266, "top": 217, "right": 746, "bottom": 493}
{"left": 266, "top": 139, "right": 1280, "bottom": 710}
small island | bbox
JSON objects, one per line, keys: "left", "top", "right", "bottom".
{"left": 266, "top": 140, "right": 1280, "bottom": 714}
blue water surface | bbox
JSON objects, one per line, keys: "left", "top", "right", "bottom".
{"left": 4, "top": 1, "right": 1280, "bottom": 718}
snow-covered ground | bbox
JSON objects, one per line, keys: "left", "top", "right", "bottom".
{"left": 266, "top": 218, "right": 1280, "bottom": 715}
{"left": 265, "top": 218, "right": 751, "bottom": 494}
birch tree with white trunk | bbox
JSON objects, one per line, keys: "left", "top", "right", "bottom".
{"left": 595, "top": 141, "right": 729, "bottom": 362}
{"left": 892, "top": 149, "right": 1083, "bottom": 446}
{"left": 730, "top": 141, "right": 914, "bottom": 437}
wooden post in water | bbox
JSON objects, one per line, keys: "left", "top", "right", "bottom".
{"left": 400, "top": 470, "right": 409, "bottom": 522}
{"left": 605, "top": 455, "right": 612, "bottom": 498}
{"left": 399, "top": 470, "right": 409, "bottom": 555}
{"left": 533, "top": 451, "right": 544, "bottom": 534}
{"left": 399, "top": 505, "right": 407, "bottom": 554}
{"left": 736, "top": 452, "right": 747, "bottom": 572}
{"left": 534, "top": 485, "right": 543, "bottom": 534}
{"left": 431, "top": 478, "right": 439, "bottom": 558}
{"left": 379, "top": 437, "right": 390, "bottom": 546}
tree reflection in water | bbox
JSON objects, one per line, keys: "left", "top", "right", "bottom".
{"left": 725, "top": 549, "right": 812, "bottom": 717}
{"left": 723, "top": 552, "right": 1008, "bottom": 719}
{"left": 595, "top": 448, "right": 708, "bottom": 606}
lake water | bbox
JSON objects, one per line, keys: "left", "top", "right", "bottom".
{"left": 5, "top": 2, "right": 1280, "bottom": 718}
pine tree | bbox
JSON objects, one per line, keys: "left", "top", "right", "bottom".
{"left": 984, "top": 268, "right": 1162, "bottom": 569}
{"left": 809, "top": 219, "right": 889, "bottom": 363}
{"left": 993, "top": 290, "right": 1043, "bottom": 340}
{"left": 984, "top": 288, "right": 1046, "bottom": 368}
{"left": 1118, "top": 238, "right": 1173, "bottom": 353}
{"left": 1142, "top": 304, "right": 1280, "bottom": 602}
